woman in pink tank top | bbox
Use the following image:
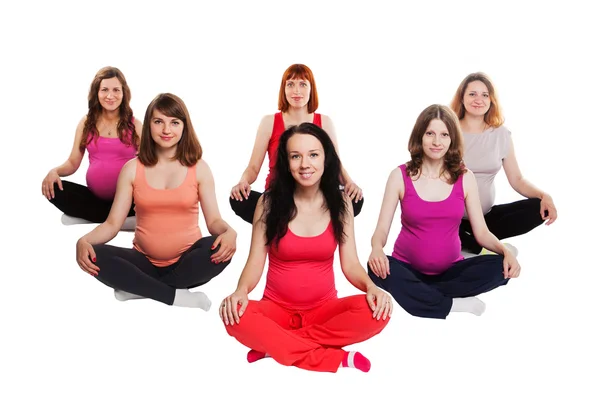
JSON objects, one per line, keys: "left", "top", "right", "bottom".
{"left": 75, "top": 93, "right": 237, "bottom": 311}
{"left": 450, "top": 72, "right": 558, "bottom": 255}
{"left": 229, "top": 64, "right": 364, "bottom": 224}
{"left": 41, "top": 66, "right": 141, "bottom": 229}
{"left": 368, "top": 105, "right": 522, "bottom": 320}
{"left": 220, "top": 123, "right": 391, "bottom": 373}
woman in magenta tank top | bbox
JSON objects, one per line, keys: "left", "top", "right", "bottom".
{"left": 41, "top": 66, "right": 141, "bottom": 229}
{"left": 229, "top": 64, "right": 364, "bottom": 223}
{"left": 220, "top": 123, "right": 390, "bottom": 373}
{"left": 368, "top": 105, "right": 521, "bottom": 320}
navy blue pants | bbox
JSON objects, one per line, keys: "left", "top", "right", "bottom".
{"left": 368, "top": 255, "right": 509, "bottom": 319}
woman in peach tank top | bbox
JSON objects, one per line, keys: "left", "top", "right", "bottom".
{"left": 75, "top": 93, "right": 237, "bottom": 310}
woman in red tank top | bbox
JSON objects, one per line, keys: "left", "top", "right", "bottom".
{"left": 229, "top": 64, "right": 364, "bottom": 223}
{"left": 220, "top": 123, "right": 391, "bottom": 373}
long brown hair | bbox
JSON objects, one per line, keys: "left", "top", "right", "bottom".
{"left": 450, "top": 72, "right": 504, "bottom": 128}
{"left": 79, "top": 66, "right": 137, "bottom": 151}
{"left": 278, "top": 64, "right": 319, "bottom": 113}
{"left": 137, "top": 93, "right": 202, "bottom": 167}
{"left": 406, "top": 104, "right": 465, "bottom": 184}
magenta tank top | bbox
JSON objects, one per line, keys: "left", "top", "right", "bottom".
{"left": 85, "top": 130, "right": 137, "bottom": 200}
{"left": 392, "top": 164, "right": 465, "bottom": 274}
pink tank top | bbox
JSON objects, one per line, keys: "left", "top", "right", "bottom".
{"left": 264, "top": 112, "right": 322, "bottom": 189}
{"left": 132, "top": 160, "right": 202, "bottom": 267}
{"left": 263, "top": 221, "right": 337, "bottom": 310}
{"left": 86, "top": 130, "right": 137, "bottom": 200}
{"left": 392, "top": 164, "right": 465, "bottom": 274}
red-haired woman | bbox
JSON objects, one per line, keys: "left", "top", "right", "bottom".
{"left": 229, "top": 64, "right": 364, "bottom": 223}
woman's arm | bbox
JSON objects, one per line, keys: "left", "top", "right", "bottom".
{"left": 196, "top": 159, "right": 237, "bottom": 263}
{"left": 51, "top": 117, "right": 88, "bottom": 177}
{"left": 239, "top": 115, "right": 273, "bottom": 185}
{"left": 339, "top": 195, "right": 394, "bottom": 319}
{"left": 503, "top": 137, "right": 545, "bottom": 199}
{"left": 339, "top": 195, "right": 376, "bottom": 292}
{"left": 503, "top": 137, "right": 557, "bottom": 224}
{"left": 197, "top": 160, "right": 235, "bottom": 236}
{"left": 368, "top": 167, "right": 404, "bottom": 278}
{"left": 464, "top": 169, "right": 510, "bottom": 255}
{"left": 78, "top": 158, "right": 136, "bottom": 245}
{"left": 234, "top": 196, "right": 269, "bottom": 295}
{"left": 464, "top": 169, "right": 521, "bottom": 278}
{"left": 321, "top": 115, "right": 356, "bottom": 188}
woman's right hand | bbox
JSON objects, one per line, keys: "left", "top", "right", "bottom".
{"left": 76, "top": 238, "right": 99, "bottom": 277}
{"left": 230, "top": 180, "right": 251, "bottom": 201}
{"left": 219, "top": 290, "right": 249, "bottom": 325}
{"left": 368, "top": 248, "right": 390, "bottom": 279}
{"left": 42, "top": 169, "right": 62, "bottom": 200}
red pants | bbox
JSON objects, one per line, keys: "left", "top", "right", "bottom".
{"left": 225, "top": 294, "right": 390, "bottom": 372}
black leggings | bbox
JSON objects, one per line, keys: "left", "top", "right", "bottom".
{"left": 459, "top": 198, "right": 546, "bottom": 254}
{"left": 49, "top": 181, "right": 135, "bottom": 223}
{"left": 369, "top": 255, "right": 509, "bottom": 319}
{"left": 230, "top": 190, "right": 365, "bottom": 224}
{"left": 92, "top": 236, "right": 230, "bottom": 305}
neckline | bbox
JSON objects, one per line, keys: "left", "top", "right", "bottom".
{"left": 287, "top": 220, "right": 331, "bottom": 238}
{"left": 280, "top": 111, "right": 317, "bottom": 128}
{"left": 142, "top": 164, "right": 190, "bottom": 191}
{"left": 407, "top": 170, "right": 456, "bottom": 203}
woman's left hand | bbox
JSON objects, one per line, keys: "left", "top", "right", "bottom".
{"left": 540, "top": 193, "right": 557, "bottom": 225}
{"left": 344, "top": 181, "right": 363, "bottom": 202}
{"left": 211, "top": 229, "right": 237, "bottom": 264}
{"left": 502, "top": 249, "right": 521, "bottom": 279}
{"left": 366, "top": 285, "right": 393, "bottom": 321}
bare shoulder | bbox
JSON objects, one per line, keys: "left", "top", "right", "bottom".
{"left": 195, "top": 158, "right": 212, "bottom": 177}
{"left": 121, "top": 157, "right": 138, "bottom": 180}
{"left": 259, "top": 114, "right": 275, "bottom": 129}
{"left": 75, "top": 115, "right": 87, "bottom": 133}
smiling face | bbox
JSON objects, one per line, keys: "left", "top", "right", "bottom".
{"left": 286, "top": 132, "right": 325, "bottom": 187}
{"left": 422, "top": 118, "right": 451, "bottom": 161}
{"left": 150, "top": 109, "right": 184, "bottom": 149}
{"left": 462, "top": 80, "right": 490, "bottom": 117}
{"left": 97, "top": 77, "right": 123, "bottom": 112}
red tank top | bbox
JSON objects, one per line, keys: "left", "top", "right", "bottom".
{"left": 262, "top": 221, "right": 337, "bottom": 310}
{"left": 264, "top": 112, "right": 322, "bottom": 189}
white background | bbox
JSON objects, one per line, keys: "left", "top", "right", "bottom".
{"left": 2, "top": 1, "right": 598, "bottom": 399}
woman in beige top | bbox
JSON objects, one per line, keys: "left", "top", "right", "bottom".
{"left": 450, "top": 72, "right": 558, "bottom": 255}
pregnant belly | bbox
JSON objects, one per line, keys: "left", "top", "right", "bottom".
{"left": 86, "top": 163, "right": 123, "bottom": 200}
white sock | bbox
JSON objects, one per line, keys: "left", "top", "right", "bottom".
{"left": 121, "top": 216, "right": 137, "bottom": 231}
{"left": 173, "top": 289, "right": 212, "bottom": 311}
{"left": 61, "top": 214, "right": 93, "bottom": 225}
{"left": 114, "top": 289, "right": 145, "bottom": 302}
{"left": 450, "top": 297, "right": 486, "bottom": 316}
